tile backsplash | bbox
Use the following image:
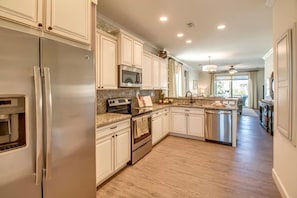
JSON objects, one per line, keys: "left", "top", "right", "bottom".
{"left": 96, "top": 89, "right": 162, "bottom": 114}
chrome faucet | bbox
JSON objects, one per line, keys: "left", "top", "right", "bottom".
{"left": 185, "top": 90, "right": 194, "bottom": 103}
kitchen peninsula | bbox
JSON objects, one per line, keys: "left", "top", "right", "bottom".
{"left": 97, "top": 96, "right": 238, "bottom": 147}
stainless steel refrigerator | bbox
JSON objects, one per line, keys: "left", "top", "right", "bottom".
{"left": 0, "top": 27, "right": 96, "bottom": 198}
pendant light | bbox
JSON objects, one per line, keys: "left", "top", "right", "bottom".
{"left": 229, "top": 65, "right": 237, "bottom": 74}
{"left": 202, "top": 56, "right": 217, "bottom": 72}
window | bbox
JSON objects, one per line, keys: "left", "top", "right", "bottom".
{"left": 214, "top": 75, "right": 249, "bottom": 106}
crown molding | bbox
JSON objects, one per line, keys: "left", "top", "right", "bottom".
{"left": 262, "top": 48, "right": 273, "bottom": 60}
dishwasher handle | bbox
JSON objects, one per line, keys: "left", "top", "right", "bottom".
{"left": 205, "top": 110, "right": 231, "bottom": 114}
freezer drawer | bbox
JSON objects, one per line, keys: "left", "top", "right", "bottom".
{"left": 205, "top": 110, "right": 232, "bottom": 145}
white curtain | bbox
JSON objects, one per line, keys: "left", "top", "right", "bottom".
{"left": 249, "top": 71, "right": 258, "bottom": 109}
{"left": 168, "top": 58, "right": 184, "bottom": 97}
{"left": 209, "top": 73, "right": 214, "bottom": 96}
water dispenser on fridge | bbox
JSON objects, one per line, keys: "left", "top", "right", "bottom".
{"left": 0, "top": 96, "right": 26, "bottom": 152}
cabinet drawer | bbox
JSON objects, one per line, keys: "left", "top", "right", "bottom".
{"left": 96, "top": 119, "right": 130, "bottom": 138}
{"left": 171, "top": 107, "right": 204, "bottom": 115}
{"left": 152, "top": 109, "right": 163, "bottom": 118}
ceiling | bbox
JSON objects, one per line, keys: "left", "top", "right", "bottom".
{"left": 97, "top": 0, "right": 273, "bottom": 72}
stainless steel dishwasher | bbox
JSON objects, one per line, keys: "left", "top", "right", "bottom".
{"left": 205, "top": 109, "right": 232, "bottom": 145}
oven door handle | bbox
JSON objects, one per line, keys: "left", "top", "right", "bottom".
{"left": 132, "top": 113, "right": 152, "bottom": 121}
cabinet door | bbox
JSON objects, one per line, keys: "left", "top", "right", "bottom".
{"left": 119, "top": 34, "right": 133, "bottom": 66}
{"left": 114, "top": 128, "right": 131, "bottom": 171}
{"left": 100, "top": 35, "right": 117, "bottom": 89}
{"left": 160, "top": 60, "right": 168, "bottom": 89}
{"left": 152, "top": 58, "right": 160, "bottom": 89}
{"left": 162, "top": 110, "right": 169, "bottom": 137}
{"left": 95, "top": 33, "right": 100, "bottom": 89}
{"left": 96, "top": 135, "right": 114, "bottom": 185}
{"left": 171, "top": 113, "right": 187, "bottom": 134}
{"left": 188, "top": 114, "right": 204, "bottom": 137}
{"left": 142, "top": 53, "right": 153, "bottom": 89}
{"left": 0, "top": 0, "right": 42, "bottom": 27}
{"left": 152, "top": 116, "right": 163, "bottom": 145}
{"left": 45, "top": 0, "right": 91, "bottom": 44}
{"left": 133, "top": 40, "right": 143, "bottom": 68}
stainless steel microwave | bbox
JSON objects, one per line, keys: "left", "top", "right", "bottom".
{"left": 118, "top": 65, "right": 142, "bottom": 88}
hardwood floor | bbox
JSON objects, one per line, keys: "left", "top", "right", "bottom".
{"left": 97, "top": 115, "right": 281, "bottom": 198}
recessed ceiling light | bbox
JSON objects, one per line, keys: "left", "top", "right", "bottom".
{"left": 177, "top": 33, "right": 184, "bottom": 38}
{"left": 159, "top": 16, "right": 168, "bottom": 22}
{"left": 217, "top": 24, "right": 226, "bottom": 30}
{"left": 186, "top": 40, "right": 192, "bottom": 44}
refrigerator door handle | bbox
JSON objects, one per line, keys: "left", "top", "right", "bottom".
{"left": 33, "top": 66, "right": 43, "bottom": 185}
{"left": 43, "top": 67, "right": 53, "bottom": 180}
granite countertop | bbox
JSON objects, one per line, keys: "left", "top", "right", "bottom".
{"left": 96, "top": 103, "right": 237, "bottom": 128}
{"left": 135, "top": 103, "right": 238, "bottom": 111}
{"left": 96, "top": 113, "right": 131, "bottom": 128}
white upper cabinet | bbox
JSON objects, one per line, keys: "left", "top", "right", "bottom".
{"left": 118, "top": 30, "right": 143, "bottom": 68}
{"left": 45, "top": 0, "right": 91, "bottom": 44}
{"left": 0, "top": 0, "right": 92, "bottom": 44}
{"left": 133, "top": 40, "right": 143, "bottom": 68}
{"left": 0, "top": 0, "right": 42, "bottom": 27}
{"left": 96, "top": 31, "right": 117, "bottom": 89}
{"left": 142, "top": 52, "right": 153, "bottom": 89}
{"left": 119, "top": 33, "right": 133, "bottom": 66}
{"left": 143, "top": 51, "right": 167, "bottom": 90}
{"left": 152, "top": 56, "right": 160, "bottom": 89}
{"left": 159, "top": 59, "right": 168, "bottom": 89}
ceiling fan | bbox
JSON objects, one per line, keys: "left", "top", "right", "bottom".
{"left": 228, "top": 65, "right": 238, "bottom": 74}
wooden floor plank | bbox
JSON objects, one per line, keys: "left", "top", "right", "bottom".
{"left": 97, "top": 115, "right": 281, "bottom": 198}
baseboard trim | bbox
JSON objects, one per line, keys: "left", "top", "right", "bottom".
{"left": 272, "top": 168, "right": 290, "bottom": 198}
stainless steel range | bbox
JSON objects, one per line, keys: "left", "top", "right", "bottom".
{"left": 107, "top": 98, "right": 152, "bottom": 164}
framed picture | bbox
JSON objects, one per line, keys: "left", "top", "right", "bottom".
{"left": 275, "top": 27, "right": 293, "bottom": 144}
{"left": 193, "top": 80, "right": 198, "bottom": 89}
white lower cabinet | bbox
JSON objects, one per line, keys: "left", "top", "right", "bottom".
{"left": 96, "top": 135, "right": 113, "bottom": 184}
{"left": 152, "top": 114, "right": 162, "bottom": 145}
{"left": 188, "top": 113, "right": 204, "bottom": 137}
{"left": 96, "top": 119, "right": 130, "bottom": 186}
{"left": 152, "top": 108, "right": 169, "bottom": 145}
{"left": 114, "top": 129, "right": 130, "bottom": 171}
{"left": 170, "top": 107, "right": 205, "bottom": 138}
{"left": 162, "top": 109, "right": 169, "bottom": 137}
{"left": 171, "top": 112, "right": 187, "bottom": 134}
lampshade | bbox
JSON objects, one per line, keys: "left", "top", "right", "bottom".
{"left": 202, "top": 56, "right": 217, "bottom": 72}
{"left": 202, "top": 65, "right": 217, "bottom": 72}
{"left": 229, "top": 65, "right": 237, "bottom": 74}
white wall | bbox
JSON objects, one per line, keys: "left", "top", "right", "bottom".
{"left": 272, "top": 0, "right": 297, "bottom": 197}
{"left": 263, "top": 50, "right": 274, "bottom": 98}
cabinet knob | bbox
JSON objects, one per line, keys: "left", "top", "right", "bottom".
{"left": 48, "top": 26, "right": 53, "bottom": 30}
{"left": 38, "top": 23, "right": 43, "bottom": 27}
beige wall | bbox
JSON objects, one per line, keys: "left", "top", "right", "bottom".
{"left": 257, "top": 69, "right": 265, "bottom": 101}
{"left": 273, "top": 0, "right": 297, "bottom": 197}
{"left": 198, "top": 71, "right": 212, "bottom": 96}
{"left": 187, "top": 69, "right": 199, "bottom": 95}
